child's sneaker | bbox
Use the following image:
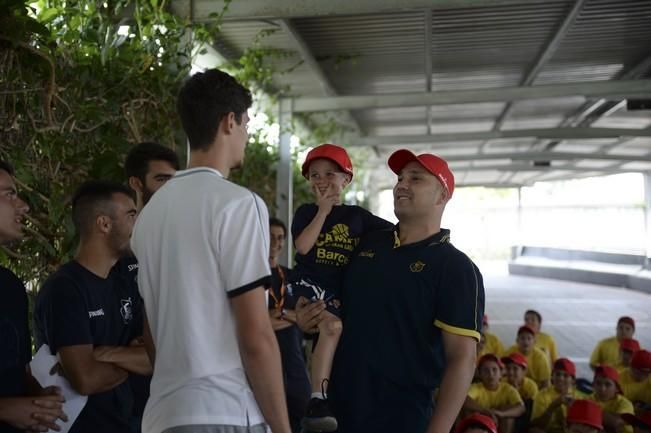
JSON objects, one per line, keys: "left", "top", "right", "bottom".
{"left": 301, "top": 397, "right": 337, "bottom": 432}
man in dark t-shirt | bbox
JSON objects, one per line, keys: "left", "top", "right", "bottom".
{"left": 297, "top": 150, "right": 485, "bottom": 433}
{"left": 34, "top": 180, "right": 151, "bottom": 433}
{"left": 0, "top": 159, "right": 66, "bottom": 433}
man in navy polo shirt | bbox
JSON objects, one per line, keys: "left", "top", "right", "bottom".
{"left": 325, "top": 149, "right": 485, "bottom": 433}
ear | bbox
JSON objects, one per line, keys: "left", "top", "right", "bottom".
{"left": 222, "top": 112, "right": 236, "bottom": 135}
{"left": 128, "top": 176, "right": 143, "bottom": 194}
{"left": 343, "top": 174, "right": 352, "bottom": 187}
{"left": 96, "top": 215, "right": 112, "bottom": 235}
{"left": 435, "top": 186, "right": 450, "bottom": 205}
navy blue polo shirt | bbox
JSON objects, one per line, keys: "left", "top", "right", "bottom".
{"left": 334, "top": 227, "right": 484, "bottom": 389}
{"left": 34, "top": 260, "right": 143, "bottom": 433}
{"left": 330, "top": 228, "right": 484, "bottom": 432}
{"left": 291, "top": 203, "right": 392, "bottom": 293}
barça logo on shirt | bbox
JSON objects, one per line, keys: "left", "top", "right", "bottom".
{"left": 409, "top": 261, "right": 426, "bottom": 273}
{"left": 314, "top": 223, "right": 360, "bottom": 266}
{"left": 120, "top": 297, "right": 133, "bottom": 324}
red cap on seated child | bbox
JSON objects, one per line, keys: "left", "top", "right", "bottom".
{"left": 567, "top": 399, "right": 603, "bottom": 430}
{"left": 517, "top": 324, "right": 536, "bottom": 336}
{"left": 456, "top": 413, "right": 497, "bottom": 433}
{"left": 478, "top": 353, "right": 504, "bottom": 368}
{"left": 502, "top": 352, "right": 528, "bottom": 369}
{"left": 618, "top": 316, "right": 635, "bottom": 330}
{"left": 620, "top": 338, "right": 640, "bottom": 353}
{"left": 553, "top": 358, "right": 576, "bottom": 378}
{"left": 631, "top": 350, "right": 651, "bottom": 371}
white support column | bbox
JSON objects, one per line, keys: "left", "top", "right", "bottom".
{"left": 276, "top": 98, "right": 294, "bottom": 266}
{"left": 644, "top": 173, "right": 651, "bottom": 269}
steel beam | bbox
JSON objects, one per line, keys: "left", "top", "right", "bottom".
{"left": 354, "top": 127, "right": 651, "bottom": 146}
{"left": 291, "top": 80, "right": 651, "bottom": 112}
{"left": 174, "top": 0, "right": 553, "bottom": 21}
{"left": 491, "top": 0, "right": 586, "bottom": 132}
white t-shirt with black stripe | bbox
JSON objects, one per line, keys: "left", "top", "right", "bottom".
{"left": 131, "top": 167, "right": 271, "bottom": 432}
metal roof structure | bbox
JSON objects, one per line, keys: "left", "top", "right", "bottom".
{"left": 173, "top": 0, "right": 651, "bottom": 191}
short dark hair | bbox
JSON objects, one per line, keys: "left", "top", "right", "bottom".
{"left": 525, "top": 309, "right": 542, "bottom": 324}
{"left": 0, "top": 159, "right": 15, "bottom": 176}
{"left": 177, "top": 69, "right": 252, "bottom": 151}
{"left": 125, "top": 142, "right": 180, "bottom": 181}
{"left": 269, "top": 217, "right": 287, "bottom": 237}
{"left": 72, "top": 180, "right": 134, "bottom": 236}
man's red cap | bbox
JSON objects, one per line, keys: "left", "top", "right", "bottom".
{"left": 301, "top": 144, "right": 354, "bottom": 180}
{"left": 388, "top": 149, "right": 455, "bottom": 197}
{"left": 478, "top": 353, "right": 504, "bottom": 368}
{"left": 502, "top": 352, "right": 528, "bottom": 369}
{"left": 620, "top": 338, "right": 641, "bottom": 353}
{"left": 567, "top": 399, "right": 603, "bottom": 430}
{"left": 517, "top": 324, "right": 536, "bottom": 336}
{"left": 455, "top": 413, "right": 497, "bottom": 433}
{"left": 618, "top": 316, "right": 635, "bottom": 330}
{"left": 622, "top": 411, "right": 651, "bottom": 429}
{"left": 553, "top": 358, "right": 577, "bottom": 378}
{"left": 631, "top": 350, "right": 651, "bottom": 370}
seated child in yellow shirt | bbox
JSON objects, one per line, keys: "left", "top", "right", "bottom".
{"left": 506, "top": 325, "right": 551, "bottom": 389}
{"left": 530, "top": 358, "right": 581, "bottom": 433}
{"left": 464, "top": 354, "right": 525, "bottom": 433}
{"left": 590, "top": 365, "right": 634, "bottom": 433}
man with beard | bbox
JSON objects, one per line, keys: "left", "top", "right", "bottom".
{"left": 34, "top": 180, "right": 151, "bottom": 433}
{"left": 124, "top": 141, "right": 179, "bottom": 432}
{"left": 125, "top": 142, "right": 180, "bottom": 211}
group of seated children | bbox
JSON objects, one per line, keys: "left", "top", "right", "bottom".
{"left": 465, "top": 312, "right": 650, "bottom": 433}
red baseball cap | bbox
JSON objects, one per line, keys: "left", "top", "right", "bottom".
{"left": 620, "top": 338, "right": 641, "bottom": 353}
{"left": 631, "top": 350, "right": 651, "bottom": 370}
{"left": 517, "top": 325, "right": 536, "bottom": 336}
{"left": 618, "top": 316, "right": 635, "bottom": 330}
{"left": 301, "top": 144, "right": 354, "bottom": 180}
{"left": 566, "top": 399, "right": 603, "bottom": 430}
{"left": 622, "top": 411, "right": 651, "bottom": 429}
{"left": 388, "top": 149, "right": 455, "bottom": 197}
{"left": 553, "top": 358, "right": 577, "bottom": 378}
{"left": 456, "top": 413, "right": 497, "bottom": 433}
{"left": 478, "top": 353, "right": 504, "bottom": 368}
{"left": 502, "top": 352, "right": 528, "bottom": 369}
{"left": 594, "top": 365, "right": 620, "bottom": 386}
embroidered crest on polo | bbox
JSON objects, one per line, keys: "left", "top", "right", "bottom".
{"left": 410, "top": 261, "right": 426, "bottom": 273}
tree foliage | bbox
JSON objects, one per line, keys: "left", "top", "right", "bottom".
{"left": 0, "top": 0, "right": 317, "bottom": 283}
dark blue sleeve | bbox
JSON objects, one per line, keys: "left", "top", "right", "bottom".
{"left": 39, "top": 277, "right": 93, "bottom": 353}
{"left": 360, "top": 207, "right": 393, "bottom": 233}
{"left": 291, "top": 204, "right": 317, "bottom": 241}
{"left": 433, "top": 251, "right": 484, "bottom": 341}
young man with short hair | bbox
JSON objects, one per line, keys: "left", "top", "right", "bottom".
{"left": 0, "top": 160, "right": 67, "bottom": 433}
{"left": 323, "top": 150, "right": 484, "bottom": 433}
{"left": 34, "top": 180, "right": 151, "bottom": 433}
{"left": 125, "top": 142, "right": 180, "bottom": 210}
{"left": 131, "top": 69, "right": 291, "bottom": 433}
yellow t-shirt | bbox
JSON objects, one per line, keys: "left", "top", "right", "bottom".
{"left": 619, "top": 368, "right": 651, "bottom": 404}
{"left": 531, "top": 386, "right": 580, "bottom": 433}
{"left": 535, "top": 332, "right": 558, "bottom": 363}
{"left": 484, "top": 332, "right": 505, "bottom": 357}
{"left": 589, "top": 336, "right": 620, "bottom": 367}
{"left": 517, "top": 377, "right": 539, "bottom": 401}
{"left": 589, "top": 394, "right": 634, "bottom": 433}
{"left": 468, "top": 382, "right": 523, "bottom": 409}
{"left": 506, "top": 345, "right": 551, "bottom": 386}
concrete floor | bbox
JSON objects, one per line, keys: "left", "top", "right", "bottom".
{"left": 480, "top": 261, "right": 651, "bottom": 380}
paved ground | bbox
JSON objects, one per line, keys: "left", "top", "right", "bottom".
{"left": 479, "top": 261, "right": 651, "bottom": 380}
